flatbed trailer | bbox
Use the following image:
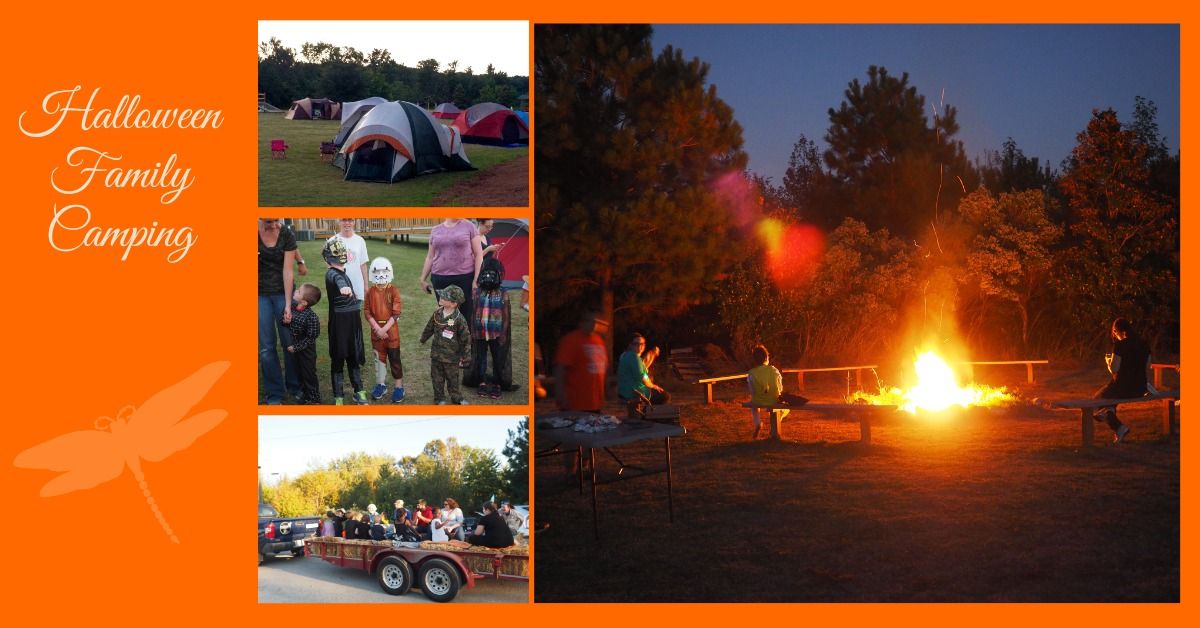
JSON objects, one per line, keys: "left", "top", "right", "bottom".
{"left": 304, "top": 537, "right": 527, "bottom": 602}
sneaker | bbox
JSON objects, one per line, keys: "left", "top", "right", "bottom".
{"left": 371, "top": 384, "right": 388, "bottom": 400}
{"left": 354, "top": 391, "right": 369, "bottom": 405}
{"left": 334, "top": 397, "right": 344, "bottom": 406}
{"left": 436, "top": 400, "right": 448, "bottom": 405}
{"left": 1114, "top": 424, "right": 1131, "bottom": 443}
{"left": 457, "top": 399, "right": 469, "bottom": 405}
{"left": 392, "top": 387, "right": 406, "bottom": 403}
{"left": 489, "top": 385, "right": 502, "bottom": 399}
{"left": 477, "top": 385, "right": 490, "bottom": 397}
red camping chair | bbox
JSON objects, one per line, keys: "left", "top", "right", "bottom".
{"left": 270, "top": 139, "right": 288, "bottom": 159}
{"left": 319, "top": 141, "right": 337, "bottom": 162}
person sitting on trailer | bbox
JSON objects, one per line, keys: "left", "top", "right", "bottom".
{"left": 467, "top": 501, "right": 515, "bottom": 548}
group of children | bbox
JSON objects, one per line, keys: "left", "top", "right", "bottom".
{"left": 284, "top": 239, "right": 512, "bottom": 405}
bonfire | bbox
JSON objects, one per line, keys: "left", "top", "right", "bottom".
{"left": 849, "top": 351, "right": 1016, "bottom": 414}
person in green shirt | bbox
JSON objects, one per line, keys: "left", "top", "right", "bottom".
{"left": 617, "top": 333, "right": 671, "bottom": 405}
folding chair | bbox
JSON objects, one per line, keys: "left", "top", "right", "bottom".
{"left": 270, "top": 139, "right": 288, "bottom": 159}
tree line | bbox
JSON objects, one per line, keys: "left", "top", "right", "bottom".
{"left": 258, "top": 38, "right": 529, "bottom": 111}
{"left": 262, "top": 419, "right": 528, "bottom": 517}
{"left": 535, "top": 25, "right": 1178, "bottom": 369}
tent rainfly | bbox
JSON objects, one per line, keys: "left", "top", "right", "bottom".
{"left": 452, "top": 102, "right": 529, "bottom": 145}
{"left": 284, "top": 97, "right": 341, "bottom": 120}
{"left": 432, "top": 102, "right": 462, "bottom": 119}
{"left": 341, "top": 97, "right": 389, "bottom": 125}
{"left": 334, "top": 101, "right": 473, "bottom": 183}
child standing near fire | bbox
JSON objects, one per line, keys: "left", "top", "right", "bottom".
{"left": 323, "top": 239, "right": 368, "bottom": 405}
{"left": 364, "top": 257, "right": 405, "bottom": 403}
{"left": 419, "top": 284, "right": 472, "bottom": 405}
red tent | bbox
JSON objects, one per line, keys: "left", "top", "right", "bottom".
{"left": 486, "top": 218, "right": 529, "bottom": 287}
{"left": 452, "top": 103, "right": 529, "bottom": 145}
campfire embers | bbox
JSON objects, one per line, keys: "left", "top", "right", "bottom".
{"left": 849, "top": 351, "right": 1016, "bottom": 414}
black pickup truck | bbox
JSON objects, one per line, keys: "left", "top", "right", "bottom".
{"left": 259, "top": 503, "right": 322, "bottom": 565}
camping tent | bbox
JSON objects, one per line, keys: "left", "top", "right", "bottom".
{"left": 452, "top": 103, "right": 529, "bottom": 145}
{"left": 432, "top": 102, "right": 461, "bottom": 119}
{"left": 284, "top": 97, "right": 341, "bottom": 120}
{"left": 333, "top": 98, "right": 388, "bottom": 147}
{"left": 334, "top": 101, "right": 473, "bottom": 183}
{"left": 486, "top": 218, "right": 530, "bottom": 287}
{"left": 514, "top": 110, "right": 529, "bottom": 126}
{"left": 341, "top": 97, "right": 388, "bottom": 124}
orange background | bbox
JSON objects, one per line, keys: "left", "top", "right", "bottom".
{"left": 2, "top": 2, "right": 1192, "bottom": 623}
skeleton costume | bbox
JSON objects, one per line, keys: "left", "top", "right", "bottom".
{"left": 323, "top": 238, "right": 367, "bottom": 404}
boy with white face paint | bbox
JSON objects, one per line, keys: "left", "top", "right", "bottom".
{"left": 364, "top": 256, "right": 405, "bottom": 403}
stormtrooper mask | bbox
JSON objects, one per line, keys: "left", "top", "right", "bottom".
{"left": 369, "top": 256, "right": 394, "bottom": 286}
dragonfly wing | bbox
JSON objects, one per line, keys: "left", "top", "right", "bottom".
{"left": 139, "top": 409, "right": 227, "bottom": 462}
{"left": 130, "top": 361, "right": 230, "bottom": 431}
{"left": 39, "top": 464, "right": 127, "bottom": 497}
{"left": 14, "top": 431, "right": 126, "bottom": 496}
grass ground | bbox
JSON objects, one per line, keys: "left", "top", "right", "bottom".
{"left": 258, "top": 237, "right": 529, "bottom": 406}
{"left": 532, "top": 365, "right": 1179, "bottom": 601}
{"left": 258, "top": 113, "right": 529, "bottom": 207}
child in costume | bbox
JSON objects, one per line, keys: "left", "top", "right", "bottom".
{"left": 419, "top": 284, "right": 472, "bottom": 405}
{"left": 285, "top": 283, "right": 323, "bottom": 405}
{"left": 323, "top": 238, "right": 368, "bottom": 405}
{"left": 364, "top": 256, "right": 405, "bottom": 403}
{"left": 472, "top": 256, "right": 512, "bottom": 399}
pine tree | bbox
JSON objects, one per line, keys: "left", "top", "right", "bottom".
{"left": 822, "top": 66, "right": 973, "bottom": 237}
{"left": 534, "top": 25, "right": 747, "bottom": 354}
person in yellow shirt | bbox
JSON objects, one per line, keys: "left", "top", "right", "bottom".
{"left": 746, "top": 344, "right": 806, "bottom": 439}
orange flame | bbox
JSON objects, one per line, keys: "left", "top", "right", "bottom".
{"left": 851, "top": 351, "right": 1015, "bottom": 414}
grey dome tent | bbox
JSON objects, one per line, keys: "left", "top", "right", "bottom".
{"left": 334, "top": 101, "right": 473, "bottom": 183}
{"left": 340, "top": 97, "right": 388, "bottom": 125}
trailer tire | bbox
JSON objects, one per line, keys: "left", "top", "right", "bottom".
{"left": 376, "top": 556, "right": 414, "bottom": 595}
{"left": 418, "top": 558, "right": 461, "bottom": 602}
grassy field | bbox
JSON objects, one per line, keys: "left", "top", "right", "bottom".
{"left": 533, "top": 366, "right": 1179, "bottom": 601}
{"left": 258, "top": 236, "right": 529, "bottom": 406}
{"left": 258, "top": 113, "right": 529, "bottom": 207}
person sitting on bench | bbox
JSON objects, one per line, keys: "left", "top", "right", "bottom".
{"left": 618, "top": 333, "right": 670, "bottom": 405}
{"left": 1094, "top": 317, "right": 1152, "bottom": 443}
{"left": 747, "top": 343, "right": 807, "bottom": 439}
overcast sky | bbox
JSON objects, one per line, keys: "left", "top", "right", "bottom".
{"left": 259, "top": 21, "right": 530, "bottom": 77}
{"left": 652, "top": 24, "right": 1180, "bottom": 186}
{"left": 258, "top": 415, "right": 525, "bottom": 482}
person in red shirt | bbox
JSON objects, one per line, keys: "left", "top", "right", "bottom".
{"left": 554, "top": 311, "right": 610, "bottom": 411}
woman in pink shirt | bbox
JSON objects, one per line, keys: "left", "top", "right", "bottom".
{"left": 419, "top": 218, "right": 483, "bottom": 332}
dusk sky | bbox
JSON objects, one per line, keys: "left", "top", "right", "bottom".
{"left": 652, "top": 24, "right": 1180, "bottom": 187}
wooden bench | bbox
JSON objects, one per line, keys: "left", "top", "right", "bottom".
{"left": 958, "top": 359, "right": 1049, "bottom": 384}
{"left": 1151, "top": 363, "right": 1180, "bottom": 389}
{"left": 698, "top": 365, "right": 878, "bottom": 404}
{"left": 1042, "top": 390, "right": 1180, "bottom": 448}
{"left": 741, "top": 402, "right": 896, "bottom": 443}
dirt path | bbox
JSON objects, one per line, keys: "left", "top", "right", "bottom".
{"left": 433, "top": 156, "right": 529, "bottom": 206}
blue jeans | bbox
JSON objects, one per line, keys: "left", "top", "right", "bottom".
{"left": 258, "top": 294, "right": 301, "bottom": 404}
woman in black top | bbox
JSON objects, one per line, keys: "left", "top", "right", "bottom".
{"left": 258, "top": 218, "right": 301, "bottom": 404}
{"left": 467, "top": 502, "right": 515, "bottom": 548}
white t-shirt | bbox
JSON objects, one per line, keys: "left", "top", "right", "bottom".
{"left": 329, "top": 233, "right": 369, "bottom": 299}
{"left": 430, "top": 515, "right": 448, "bottom": 542}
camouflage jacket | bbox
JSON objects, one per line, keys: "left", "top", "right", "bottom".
{"left": 420, "top": 307, "right": 471, "bottom": 364}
